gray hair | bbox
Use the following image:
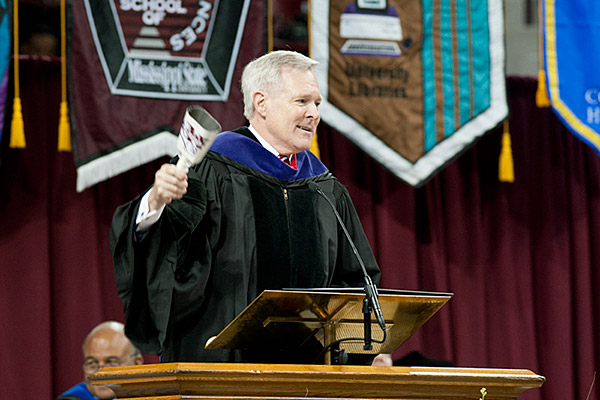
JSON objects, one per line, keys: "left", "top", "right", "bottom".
{"left": 241, "top": 50, "right": 319, "bottom": 119}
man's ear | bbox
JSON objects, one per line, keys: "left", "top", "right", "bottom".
{"left": 253, "top": 91, "right": 267, "bottom": 117}
{"left": 134, "top": 354, "right": 144, "bottom": 365}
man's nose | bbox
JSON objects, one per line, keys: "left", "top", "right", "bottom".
{"left": 96, "top": 361, "right": 109, "bottom": 370}
{"left": 307, "top": 102, "right": 319, "bottom": 118}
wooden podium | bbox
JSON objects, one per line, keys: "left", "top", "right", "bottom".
{"left": 89, "top": 290, "right": 544, "bottom": 399}
{"left": 90, "top": 362, "right": 545, "bottom": 400}
{"left": 205, "top": 289, "right": 453, "bottom": 363}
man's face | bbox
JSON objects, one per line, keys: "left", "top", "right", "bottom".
{"left": 83, "top": 329, "right": 141, "bottom": 399}
{"left": 261, "top": 67, "right": 322, "bottom": 155}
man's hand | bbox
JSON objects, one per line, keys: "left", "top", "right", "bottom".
{"left": 148, "top": 164, "right": 188, "bottom": 211}
{"left": 371, "top": 353, "right": 393, "bottom": 366}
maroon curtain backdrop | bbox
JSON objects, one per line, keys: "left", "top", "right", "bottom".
{"left": 0, "top": 59, "right": 598, "bottom": 400}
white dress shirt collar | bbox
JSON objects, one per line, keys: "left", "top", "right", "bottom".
{"left": 248, "top": 125, "right": 283, "bottom": 157}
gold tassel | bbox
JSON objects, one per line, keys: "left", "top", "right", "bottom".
{"left": 267, "top": 0, "right": 273, "bottom": 52}
{"left": 9, "top": 97, "right": 25, "bottom": 148}
{"left": 58, "top": 101, "right": 71, "bottom": 151}
{"left": 536, "top": 0, "right": 550, "bottom": 108}
{"left": 310, "top": 133, "right": 320, "bottom": 159}
{"left": 307, "top": 2, "right": 321, "bottom": 159}
{"left": 498, "top": 120, "right": 514, "bottom": 182}
{"left": 536, "top": 69, "right": 550, "bottom": 108}
{"left": 58, "top": 0, "right": 71, "bottom": 151}
{"left": 9, "top": 0, "right": 25, "bottom": 148}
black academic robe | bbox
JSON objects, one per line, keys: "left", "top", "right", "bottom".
{"left": 110, "top": 129, "right": 381, "bottom": 363}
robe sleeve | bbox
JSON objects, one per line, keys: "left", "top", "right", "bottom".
{"left": 109, "top": 173, "right": 211, "bottom": 355}
{"left": 330, "top": 182, "right": 381, "bottom": 287}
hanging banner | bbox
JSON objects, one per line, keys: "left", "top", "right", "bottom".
{"left": 310, "top": 0, "right": 507, "bottom": 186}
{"left": 0, "top": 1, "right": 9, "bottom": 144}
{"left": 541, "top": 0, "right": 600, "bottom": 155}
{"left": 69, "top": 0, "right": 264, "bottom": 192}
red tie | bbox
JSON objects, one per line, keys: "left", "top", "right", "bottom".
{"left": 279, "top": 154, "right": 297, "bottom": 169}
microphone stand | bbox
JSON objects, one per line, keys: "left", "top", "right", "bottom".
{"left": 308, "top": 182, "right": 386, "bottom": 354}
{"left": 362, "top": 297, "right": 372, "bottom": 350}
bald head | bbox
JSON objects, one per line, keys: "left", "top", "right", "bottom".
{"left": 82, "top": 321, "right": 143, "bottom": 399}
{"left": 82, "top": 321, "right": 138, "bottom": 354}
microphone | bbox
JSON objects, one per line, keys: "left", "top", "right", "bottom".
{"left": 308, "top": 182, "right": 386, "bottom": 334}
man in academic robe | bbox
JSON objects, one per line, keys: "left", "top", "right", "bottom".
{"left": 56, "top": 321, "right": 143, "bottom": 400}
{"left": 110, "top": 50, "right": 381, "bottom": 363}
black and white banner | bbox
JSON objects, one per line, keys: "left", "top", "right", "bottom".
{"left": 69, "top": 0, "right": 265, "bottom": 191}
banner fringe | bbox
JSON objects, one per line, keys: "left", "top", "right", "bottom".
{"left": 76, "top": 131, "right": 178, "bottom": 192}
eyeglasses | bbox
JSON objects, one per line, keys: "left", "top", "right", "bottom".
{"left": 82, "top": 357, "right": 125, "bottom": 374}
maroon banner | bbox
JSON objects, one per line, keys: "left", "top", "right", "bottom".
{"left": 69, "top": 1, "right": 266, "bottom": 192}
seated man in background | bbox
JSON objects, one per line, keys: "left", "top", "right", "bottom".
{"left": 56, "top": 321, "right": 144, "bottom": 400}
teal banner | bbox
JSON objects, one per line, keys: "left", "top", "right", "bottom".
{"left": 310, "top": 0, "right": 507, "bottom": 186}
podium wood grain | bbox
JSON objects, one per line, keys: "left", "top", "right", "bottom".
{"left": 89, "top": 362, "right": 545, "bottom": 400}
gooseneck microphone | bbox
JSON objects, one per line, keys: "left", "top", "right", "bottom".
{"left": 308, "top": 182, "right": 386, "bottom": 336}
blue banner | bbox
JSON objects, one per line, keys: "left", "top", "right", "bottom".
{"left": 542, "top": 0, "right": 600, "bottom": 154}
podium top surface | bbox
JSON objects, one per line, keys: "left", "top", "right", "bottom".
{"left": 205, "top": 289, "right": 452, "bottom": 355}
{"left": 89, "top": 362, "right": 545, "bottom": 400}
